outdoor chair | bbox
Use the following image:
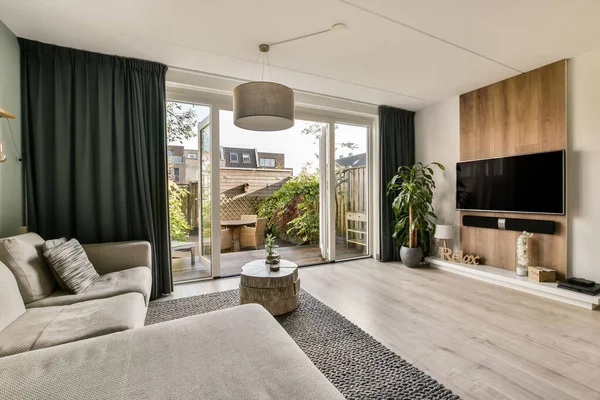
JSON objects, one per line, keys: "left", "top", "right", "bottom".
{"left": 240, "top": 218, "right": 267, "bottom": 249}
{"left": 240, "top": 214, "right": 258, "bottom": 223}
{"left": 221, "top": 228, "right": 233, "bottom": 251}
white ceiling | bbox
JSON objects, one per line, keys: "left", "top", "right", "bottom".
{"left": 2, "top": 0, "right": 600, "bottom": 111}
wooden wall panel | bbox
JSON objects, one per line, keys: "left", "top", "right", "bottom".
{"left": 459, "top": 60, "right": 567, "bottom": 279}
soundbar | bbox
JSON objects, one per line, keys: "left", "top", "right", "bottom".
{"left": 462, "top": 215, "right": 556, "bottom": 235}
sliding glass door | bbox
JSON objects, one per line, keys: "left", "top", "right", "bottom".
{"left": 167, "top": 101, "right": 212, "bottom": 283}
{"left": 217, "top": 110, "right": 329, "bottom": 277}
{"left": 334, "top": 123, "right": 370, "bottom": 261}
{"left": 167, "top": 88, "right": 374, "bottom": 281}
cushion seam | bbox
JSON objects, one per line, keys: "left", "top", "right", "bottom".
{"left": 29, "top": 308, "right": 65, "bottom": 351}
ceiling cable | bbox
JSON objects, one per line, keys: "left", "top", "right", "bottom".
{"left": 267, "top": 23, "right": 347, "bottom": 48}
{"left": 339, "top": 0, "right": 524, "bottom": 74}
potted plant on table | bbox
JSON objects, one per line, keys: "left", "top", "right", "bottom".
{"left": 265, "top": 234, "right": 281, "bottom": 271}
{"left": 387, "top": 162, "right": 445, "bottom": 267}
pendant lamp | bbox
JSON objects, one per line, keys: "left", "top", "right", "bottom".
{"left": 233, "top": 44, "right": 295, "bottom": 131}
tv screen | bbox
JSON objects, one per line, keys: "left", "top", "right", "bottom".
{"left": 456, "top": 150, "right": 565, "bottom": 215}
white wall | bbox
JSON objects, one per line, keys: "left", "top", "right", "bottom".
{"left": 0, "top": 21, "right": 22, "bottom": 237}
{"left": 568, "top": 49, "right": 600, "bottom": 281}
{"left": 415, "top": 96, "right": 460, "bottom": 252}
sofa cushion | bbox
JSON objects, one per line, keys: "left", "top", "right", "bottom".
{"left": 44, "top": 239, "right": 99, "bottom": 293}
{"left": 42, "top": 238, "right": 69, "bottom": 289}
{"left": 0, "top": 292, "right": 146, "bottom": 357}
{"left": 0, "top": 304, "right": 344, "bottom": 400}
{"left": 0, "top": 234, "right": 55, "bottom": 303}
{"left": 26, "top": 266, "right": 152, "bottom": 308}
{"left": 0, "top": 262, "right": 26, "bottom": 331}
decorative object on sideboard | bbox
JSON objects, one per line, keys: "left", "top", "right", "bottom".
{"left": 264, "top": 234, "right": 281, "bottom": 270}
{"left": 434, "top": 224, "right": 455, "bottom": 249}
{"left": 462, "top": 215, "right": 556, "bottom": 235}
{"left": 516, "top": 231, "right": 533, "bottom": 276}
{"left": 387, "top": 162, "right": 445, "bottom": 268}
{"left": 528, "top": 266, "right": 556, "bottom": 282}
{"left": 439, "top": 247, "right": 480, "bottom": 265}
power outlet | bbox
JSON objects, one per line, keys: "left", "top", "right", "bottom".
{"left": 18, "top": 226, "right": 28, "bottom": 234}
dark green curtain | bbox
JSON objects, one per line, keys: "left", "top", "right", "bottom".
{"left": 379, "top": 105, "right": 415, "bottom": 262}
{"left": 19, "top": 39, "right": 172, "bottom": 298}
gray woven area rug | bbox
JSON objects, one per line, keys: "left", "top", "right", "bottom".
{"left": 146, "top": 289, "right": 460, "bottom": 400}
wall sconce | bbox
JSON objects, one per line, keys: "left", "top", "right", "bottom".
{"left": 0, "top": 142, "right": 6, "bottom": 163}
{"left": 0, "top": 107, "right": 17, "bottom": 163}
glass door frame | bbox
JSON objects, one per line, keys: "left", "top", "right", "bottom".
{"left": 167, "top": 86, "right": 377, "bottom": 279}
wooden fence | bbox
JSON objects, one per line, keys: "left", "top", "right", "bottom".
{"left": 335, "top": 166, "right": 368, "bottom": 236}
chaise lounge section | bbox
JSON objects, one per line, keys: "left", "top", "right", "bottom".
{"left": 0, "top": 304, "right": 344, "bottom": 399}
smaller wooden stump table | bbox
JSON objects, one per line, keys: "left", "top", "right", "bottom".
{"left": 239, "top": 260, "right": 300, "bottom": 316}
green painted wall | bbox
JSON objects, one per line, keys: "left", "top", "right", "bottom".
{"left": 0, "top": 21, "right": 22, "bottom": 237}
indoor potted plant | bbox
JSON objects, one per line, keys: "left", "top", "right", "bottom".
{"left": 265, "top": 234, "right": 281, "bottom": 271}
{"left": 387, "top": 162, "right": 445, "bottom": 267}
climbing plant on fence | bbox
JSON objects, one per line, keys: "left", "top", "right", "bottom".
{"left": 168, "top": 180, "right": 192, "bottom": 241}
{"left": 257, "top": 172, "right": 320, "bottom": 245}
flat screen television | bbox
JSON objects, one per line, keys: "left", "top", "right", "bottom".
{"left": 456, "top": 150, "right": 565, "bottom": 215}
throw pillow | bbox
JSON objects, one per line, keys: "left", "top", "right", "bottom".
{"left": 42, "top": 238, "right": 69, "bottom": 290}
{"left": 43, "top": 239, "right": 99, "bottom": 294}
{"left": 0, "top": 237, "right": 56, "bottom": 303}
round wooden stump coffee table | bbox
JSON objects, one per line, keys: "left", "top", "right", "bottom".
{"left": 239, "top": 260, "right": 300, "bottom": 316}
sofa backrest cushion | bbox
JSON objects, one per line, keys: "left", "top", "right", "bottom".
{"left": 0, "top": 234, "right": 56, "bottom": 304}
{"left": 0, "top": 261, "right": 26, "bottom": 331}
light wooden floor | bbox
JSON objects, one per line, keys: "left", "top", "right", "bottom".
{"left": 155, "top": 259, "right": 600, "bottom": 400}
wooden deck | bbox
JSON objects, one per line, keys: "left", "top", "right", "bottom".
{"left": 172, "top": 242, "right": 366, "bottom": 282}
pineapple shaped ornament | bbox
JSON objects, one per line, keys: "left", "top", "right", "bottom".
{"left": 265, "top": 234, "right": 281, "bottom": 270}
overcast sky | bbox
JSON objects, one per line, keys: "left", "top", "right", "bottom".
{"left": 168, "top": 102, "right": 367, "bottom": 175}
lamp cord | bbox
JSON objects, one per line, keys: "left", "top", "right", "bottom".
{"left": 266, "top": 52, "right": 273, "bottom": 82}
{"left": 4, "top": 119, "right": 22, "bottom": 161}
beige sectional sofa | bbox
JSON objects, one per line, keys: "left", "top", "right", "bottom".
{"left": 0, "top": 233, "right": 152, "bottom": 356}
{"left": 0, "top": 233, "right": 344, "bottom": 399}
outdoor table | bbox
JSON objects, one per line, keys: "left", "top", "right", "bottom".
{"left": 220, "top": 220, "right": 256, "bottom": 252}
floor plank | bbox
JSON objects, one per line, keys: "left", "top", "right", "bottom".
{"left": 155, "top": 259, "right": 600, "bottom": 400}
